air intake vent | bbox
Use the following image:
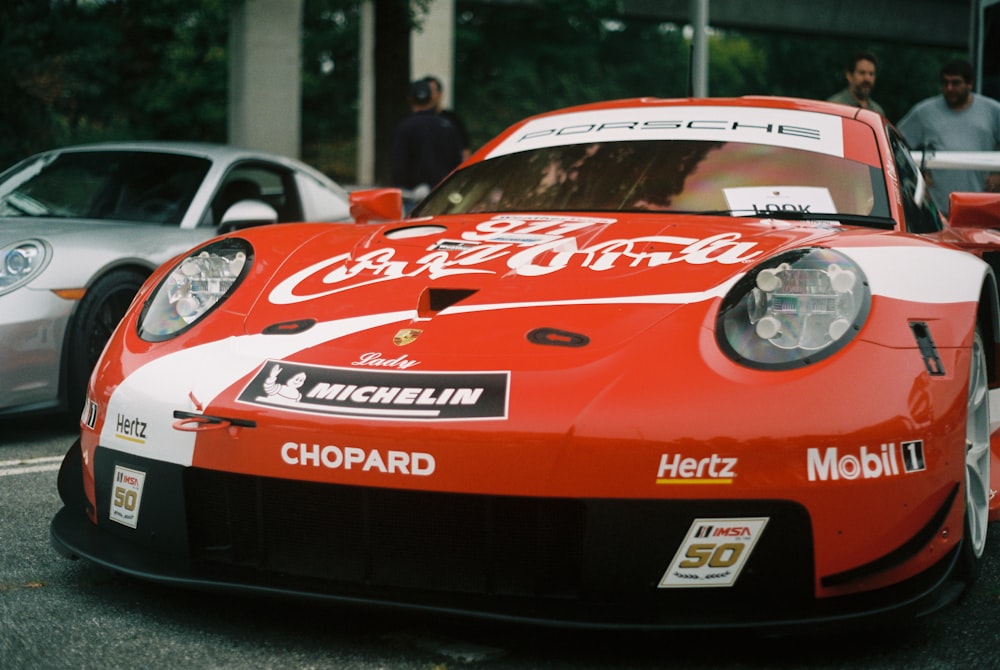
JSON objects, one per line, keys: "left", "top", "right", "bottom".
{"left": 419, "top": 287, "right": 477, "bottom": 316}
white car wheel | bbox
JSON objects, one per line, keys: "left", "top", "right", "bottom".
{"left": 965, "top": 329, "right": 991, "bottom": 561}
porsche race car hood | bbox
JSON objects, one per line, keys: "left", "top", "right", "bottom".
{"left": 238, "top": 212, "right": 877, "bottom": 350}
{"left": 99, "top": 209, "right": 990, "bottom": 470}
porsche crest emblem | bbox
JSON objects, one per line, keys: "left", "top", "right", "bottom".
{"left": 393, "top": 328, "right": 422, "bottom": 346}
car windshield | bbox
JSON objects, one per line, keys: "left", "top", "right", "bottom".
{"left": 413, "top": 140, "right": 893, "bottom": 227}
{"left": 0, "top": 150, "right": 211, "bottom": 224}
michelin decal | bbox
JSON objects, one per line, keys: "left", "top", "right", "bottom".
{"left": 240, "top": 360, "right": 509, "bottom": 421}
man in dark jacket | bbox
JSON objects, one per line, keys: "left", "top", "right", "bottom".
{"left": 390, "top": 79, "right": 464, "bottom": 195}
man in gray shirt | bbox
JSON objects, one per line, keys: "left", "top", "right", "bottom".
{"left": 897, "top": 59, "right": 1000, "bottom": 215}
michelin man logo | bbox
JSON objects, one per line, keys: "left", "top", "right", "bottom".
{"left": 262, "top": 364, "right": 307, "bottom": 402}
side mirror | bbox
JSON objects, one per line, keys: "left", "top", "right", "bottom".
{"left": 219, "top": 200, "right": 279, "bottom": 233}
{"left": 949, "top": 192, "right": 1000, "bottom": 229}
{"left": 349, "top": 188, "right": 403, "bottom": 224}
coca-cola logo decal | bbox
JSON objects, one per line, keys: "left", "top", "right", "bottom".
{"left": 269, "top": 215, "right": 761, "bottom": 305}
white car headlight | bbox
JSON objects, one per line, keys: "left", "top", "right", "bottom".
{"left": 0, "top": 239, "right": 50, "bottom": 296}
{"left": 138, "top": 238, "right": 252, "bottom": 341}
{"left": 716, "top": 248, "right": 870, "bottom": 369}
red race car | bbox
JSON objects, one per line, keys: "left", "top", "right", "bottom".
{"left": 52, "top": 97, "right": 1000, "bottom": 629}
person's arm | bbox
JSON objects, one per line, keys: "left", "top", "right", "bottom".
{"left": 987, "top": 106, "right": 1000, "bottom": 192}
{"left": 896, "top": 110, "right": 924, "bottom": 149}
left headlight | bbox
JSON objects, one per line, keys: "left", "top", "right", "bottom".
{"left": 138, "top": 238, "right": 252, "bottom": 341}
{"left": 716, "top": 247, "right": 870, "bottom": 369}
{"left": 0, "top": 239, "right": 50, "bottom": 296}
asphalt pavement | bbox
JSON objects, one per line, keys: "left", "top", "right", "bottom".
{"left": 2, "top": 416, "right": 999, "bottom": 670}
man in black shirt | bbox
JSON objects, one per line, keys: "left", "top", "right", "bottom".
{"left": 390, "top": 79, "right": 464, "bottom": 195}
{"left": 424, "top": 75, "right": 471, "bottom": 160}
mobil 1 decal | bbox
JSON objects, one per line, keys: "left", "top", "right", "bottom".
{"left": 238, "top": 360, "right": 509, "bottom": 421}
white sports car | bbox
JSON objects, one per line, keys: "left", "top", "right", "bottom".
{"left": 0, "top": 142, "right": 353, "bottom": 419}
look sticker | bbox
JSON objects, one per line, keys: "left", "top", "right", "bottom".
{"left": 659, "top": 517, "right": 768, "bottom": 588}
{"left": 109, "top": 465, "right": 146, "bottom": 529}
{"left": 723, "top": 186, "right": 836, "bottom": 217}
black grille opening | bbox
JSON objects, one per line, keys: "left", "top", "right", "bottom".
{"left": 185, "top": 469, "right": 586, "bottom": 599}
{"left": 182, "top": 468, "right": 816, "bottom": 624}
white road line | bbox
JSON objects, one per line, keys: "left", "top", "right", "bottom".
{"left": 0, "top": 456, "right": 63, "bottom": 477}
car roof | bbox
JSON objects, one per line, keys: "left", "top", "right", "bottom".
{"left": 47, "top": 140, "right": 286, "bottom": 161}
{"left": 31, "top": 141, "right": 339, "bottom": 186}
{"left": 527, "top": 95, "right": 881, "bottom": 121}
{"left": 471, "top": 95, "right": 887, "bottom": 166}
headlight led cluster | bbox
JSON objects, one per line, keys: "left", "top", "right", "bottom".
{"left": 139, "top": 238, "right": 252, "bottom": 341}
{"left": 0, "top": 239, "right": 50, "bottom": 296}
{"left": 716, "top": 248, "right": 870, "bottom": 369}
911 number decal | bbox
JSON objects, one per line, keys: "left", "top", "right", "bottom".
{"left": 109, "top": 465, "right": 146, "bottom": 529}
{"left": 659, "top": 517, "right": 768, "bottom": 588}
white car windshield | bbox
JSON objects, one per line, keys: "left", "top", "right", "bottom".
{"left": 0, "top": 150, "right": 211, "bottom": 224}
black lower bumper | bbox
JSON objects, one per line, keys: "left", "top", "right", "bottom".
{"left": 51, "top": 441, "right": 968, "bottom": 630}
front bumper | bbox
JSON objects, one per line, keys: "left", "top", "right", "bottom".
{"left": 51, "top": 441, "right": 966, "bottom": 630}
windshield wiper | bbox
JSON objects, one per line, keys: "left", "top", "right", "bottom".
{"left": 726, "top": 208, "right": 896, "bottom": 230}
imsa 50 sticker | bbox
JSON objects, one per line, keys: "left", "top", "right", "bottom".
{"left": 109, "top": 465, "right": 146, "bottom": 529}
{"left": 659, "top": 517, "right": 768, "bottom": 588}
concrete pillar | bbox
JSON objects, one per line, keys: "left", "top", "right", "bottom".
{"left": 411, "top": 0, "right": 455, "bottom": 107}
{"left": 356, "top": 0, "right": 455, "bottom": 186}
{"left": 228, "top": 0, "right": 303, "bottom": 157}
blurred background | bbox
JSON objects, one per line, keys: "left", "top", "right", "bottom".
{"left": 0, "top": 0, "right": 979, "bottom": 186}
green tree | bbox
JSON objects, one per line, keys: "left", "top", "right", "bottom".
{"left": 454, "top": 0, "right": 694, "bottom": 150}
{"left": 120, "top": 0, "right": 229, "bottom": 141}
{"left": 0, "top": 0, "right": 975, "bottom": 181}
{"left": 0, "top": 0, "right": 231, "bottom": 167}
{"left": 0, "top": 1, "right": 119, "bottom": 165}
{"left": 720, "top": 29, "right": 959, "bottom": 122}
{"left": 707, "top": 32, "right": 768, "bottom": 97}
{"left": 302, "top": 1, "right": 362, "bottom": 180}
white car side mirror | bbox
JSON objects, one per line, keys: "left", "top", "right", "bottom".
{"left": 219, "top": 200, "right": 279, "bottom": 232}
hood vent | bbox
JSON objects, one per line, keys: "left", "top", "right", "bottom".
{"left": 262, "top": 318, "right": 317, "bottom": 335}
{"left": 527, "top": 327, "right": 590, "bottom": 348}
{"left": 418, "top": 287, "right": 478, "bottom": 317}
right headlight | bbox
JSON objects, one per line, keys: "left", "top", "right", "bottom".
{"left": 138, "top": 238, "right": 252, "bottom": 341}
{"left": 0, "top": 239, "right": 50, "bottom": 296}
{"left": 716, "top": 247, "right": 870, "bottom": 369}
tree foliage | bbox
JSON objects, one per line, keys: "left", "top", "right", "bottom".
{"left": 0, "top": 0, "right": 968, "bottom": 181}
{"left": 0, "top": 0, "right": 230, "bottom": 166}
{"left": 453, "top": 0, "right": 692, "bottom": 148}
{"left": 726, "top": 29, "right": 963, "bottom": 122}
{"left": 451, "top": 3, "right": 959, "bottom": 151}
{"left": 301, "top": 0, "right": 362, "bottom": 179}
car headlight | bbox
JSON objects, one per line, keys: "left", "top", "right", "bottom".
{"left": 138, "top": 238, "right": 252, "bottom": 341}
{"left": 716, "top": 248, "right": 870, "bottom": 369}
{"left": 0, "top": 239, "right": 50, "bottom": 296}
